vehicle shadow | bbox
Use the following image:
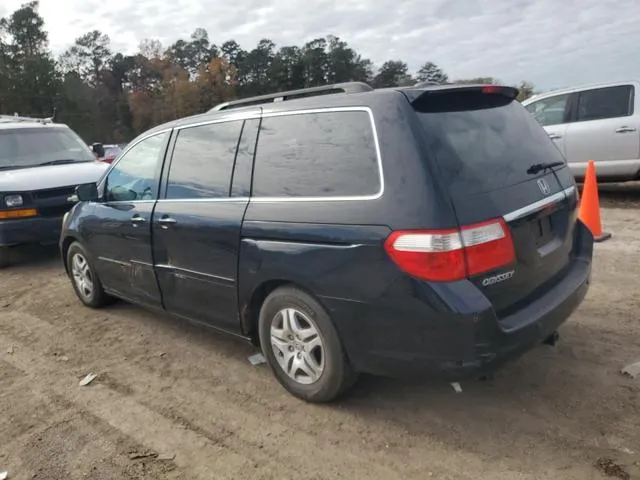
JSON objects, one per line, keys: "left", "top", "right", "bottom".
{"left": 3, "top": 244, "right": 61, "bottom": 270}
{"left": 60, "top": 288, "right": 638, "bottom": 476}
{"left": 331, "top": 321, "right": 639, "bottom": 467}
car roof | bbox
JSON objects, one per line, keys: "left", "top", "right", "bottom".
{"left": 0, "top": 113, "right": 69, "bottom": 131}
{"left": 522, "top": 79, "right": 640, "bottom": 105}
{"left": 144, "top": 82, "right": 513, "bottom": 136}
{"left": 0, "top": 122, "right": 69, "bottom": 131}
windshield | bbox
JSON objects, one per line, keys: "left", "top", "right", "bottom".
{"left": 416, "top": 93, "right": 567, "bottom": 198}
{"left": 0, "top": 127, "right": 95, "bottom": 170}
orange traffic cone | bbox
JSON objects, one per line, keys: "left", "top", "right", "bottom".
{"left": 578, "top": 160, "right": 611, "bottom": 242}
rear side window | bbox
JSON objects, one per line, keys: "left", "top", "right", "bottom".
{"left": 576, "top": 85, "right": 633, "bottom": 122}
{"left": 166, "top": 121, "right": 243, "bottom": 199}
{"left": 416, "top": 90, "right": 566, "bottom": 198}
{"left": 253, "top": 111, "right": 380, "bottom": 198}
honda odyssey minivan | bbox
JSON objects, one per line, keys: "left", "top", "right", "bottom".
{"left": 60, "top": 82, "right": 593, "bottom": 402}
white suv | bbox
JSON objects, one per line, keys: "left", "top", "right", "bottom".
{"left": 522, "top": 81, "right": 640, "bottom": 182}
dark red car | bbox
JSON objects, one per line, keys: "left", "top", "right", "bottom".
{"left": 91, "top": 143, "right": 126, "bottom": 164}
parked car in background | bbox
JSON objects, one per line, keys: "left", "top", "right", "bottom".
{"left": 0, "top": 115, "right": 108, "bottom": 267}
{"left": 61, "top": 82, "right": 593, "bottom": 402}
{"left": 522, "top": 80, "right": 640, "bottom": 182}
{"left": 90, "top": 143, "right": 126, "bottom": 164}
{"left": 102, "top": 144, "right": 126, "bottom": 164}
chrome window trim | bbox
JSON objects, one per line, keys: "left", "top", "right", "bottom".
{"left": 173, "top": 111, "right": 260, "bottom": 131}
{"left": 503, "top": 186, "right": 575, "bottom": 222}
{"left": 155, "top": 197, "right": 249, "bottom": 204}
{"left": 98, "top": 199, "right": 157, "bottom": 205}
{"left": 97, "top": 128, "right": 173, "bottom": 197}
{"left": 101, "top": 128, "right": 173, "bottom": 176}
{"left": 252, "top": 106, "right": 385, "bottom": 203}
{"left": 100, "top": 107, "right": 384, "bottom": 204}
{"left": 103, "top": 197, "right": 250, "bottom": 206}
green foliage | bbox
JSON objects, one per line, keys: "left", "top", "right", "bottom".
{"left": 516, "top": 81, "right": 536, "bottom": 101}
{"left": 453, "top": 76, "right": 501, "bottom": 85}
{"left": 0, "top": 1, "right": 537, "bottom": 143}
{"left": 416, "top": 62, "right": 448, "bottom": 85}
{"left": 372, "top": 60, "right": 412, "bottom": 88}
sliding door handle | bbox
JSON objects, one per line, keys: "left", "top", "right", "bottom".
{"left": 158, "top": 216, "right": 177, "bottom": 229}
{"left": 130, "top": 215, "right": 146, "bottom": 226}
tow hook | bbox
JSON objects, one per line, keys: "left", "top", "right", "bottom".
{"left": 543, "top": 331, "right": 560, "bottom": 346}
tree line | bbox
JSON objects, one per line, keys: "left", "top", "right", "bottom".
{"left": 0, "top": 1, "right": 536, "bottom": 144}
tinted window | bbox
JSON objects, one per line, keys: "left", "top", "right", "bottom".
{"left": 577, "top": 85, "right": 633, "bottom": 121}
{"left": 525, "top": 94, "right": 569, "bottom": 126}
{"left": 416, "top": 91, "right": 566, "bottom": 198}
{"left": 253, "top": 111, "right": 380, "bottom": 197}
{"left": 166, "top": 121, "right": 242, "bottom": 199}
{"left": 105, "top": 132, "right": 168, "bottom": 202}
{"left": 0, "top": 127, "right": 94, "bottom": 169}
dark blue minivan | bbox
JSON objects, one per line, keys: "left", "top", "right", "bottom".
{"left": 60, "top": 82, "right": 593, "bottom": 402}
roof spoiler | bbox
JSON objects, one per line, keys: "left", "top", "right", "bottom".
{"left": 210, "top": 82, "right": 373, "bottom": 112}
{"left": 404, "top": 84, "right": 520, "bottom": 105}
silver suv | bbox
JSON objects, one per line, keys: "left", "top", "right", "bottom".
{"left": 522, "top": 81, "right": 640, "bottom": 182}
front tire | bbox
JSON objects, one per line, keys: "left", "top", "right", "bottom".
{"left": 66, "top": 242, "right": 109, "bottom": 308}
{"left": 258, "top": 286, "right": 357, "bottom": 402}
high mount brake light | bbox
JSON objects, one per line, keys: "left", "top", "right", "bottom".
{"left": 481, "top": 85, "right": 502, "bottom": 94}
{"left": 384, "top": 218, "right": 515, "bottom": 282}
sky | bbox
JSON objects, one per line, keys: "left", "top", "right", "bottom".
{"left": 2, "top": 0, "right": 639, "bottom": 90}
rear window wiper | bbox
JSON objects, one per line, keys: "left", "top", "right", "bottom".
{"left": 526, "top": 161, "right": 565, "bottom": 175}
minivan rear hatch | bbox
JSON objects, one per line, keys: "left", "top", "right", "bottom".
{"left": 408, "top": 86, "right": 578, "bottom": 315}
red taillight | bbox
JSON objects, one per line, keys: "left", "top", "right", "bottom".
{"left": 384, "top": 219, "right": 515, "bottom": 282}
{"left": 481, "top": 85, "right": 502, "bottom": 94}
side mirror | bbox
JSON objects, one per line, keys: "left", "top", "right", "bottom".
{"left": 75, "top": 183, "right": 99, "bottom": 202}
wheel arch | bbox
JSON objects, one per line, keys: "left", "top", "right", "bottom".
{"left": 60, "top": 235, "right": 80, "bottom": 275}
{"left": 242, "top": 279, "right": 323, "bottom": 345}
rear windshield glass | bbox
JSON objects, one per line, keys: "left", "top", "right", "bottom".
{"left": 415, "top": 91, "right": 566, "bottom": 197}
{"left": 0, "top": 127, "right": 94, "bottom": 169}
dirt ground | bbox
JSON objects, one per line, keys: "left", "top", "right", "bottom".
{"left": 1, "top": 186, "right": 639, "bottom": 480}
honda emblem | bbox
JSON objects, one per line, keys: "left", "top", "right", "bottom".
{"left": 537, "top": 178, "right": 551, "bottom": 195}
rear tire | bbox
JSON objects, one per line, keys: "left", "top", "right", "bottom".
{"left": 0, "top": 247, "right": 10, "bottom": 269}
{"left": 258, "top": 286, "right": 358, "bottom": 402}
{"left": 66, "top": 242, "right": 110, "bottom": 308}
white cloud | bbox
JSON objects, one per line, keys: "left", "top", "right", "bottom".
{"left": 3, "top": 0, "right": 640, "bottom": 90}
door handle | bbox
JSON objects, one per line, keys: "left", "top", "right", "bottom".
{"left": 158, "top": 216, "right": 177, "bottom": 229}
{"left": 548, "top": 133, "right": 562, "bottom": 140}
{"left": 130, "top": 215, "right": 146, "bottom": 226}
{"left": 615, "top": 126, "right": 636, "bottom": 133}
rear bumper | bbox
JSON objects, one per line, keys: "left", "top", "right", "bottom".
{"left": 436, "top": 258, "right": 590, "bottom": 379}
{"left": 324, "top": 223, "right": 593, "bottom": 380}
{"left": 0, "top": 215, "right": 64, "bottom": 247}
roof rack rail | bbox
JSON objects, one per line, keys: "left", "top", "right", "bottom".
{"left": 210, "top": 82, "right": 373, "bottom": 112}
{"left": 0, "top": 113, "right": 55, "bottom": 125}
